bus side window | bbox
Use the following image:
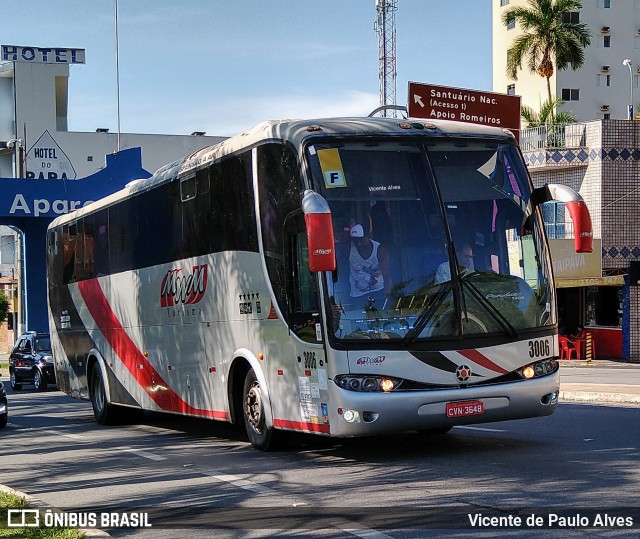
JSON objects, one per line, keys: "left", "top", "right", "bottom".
{"left": 294, "top": 231, "right": 318, "bottom": 313}
{"left": 285, "top": 216, "right": 320, "bottom": 343}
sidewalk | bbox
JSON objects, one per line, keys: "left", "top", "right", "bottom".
{"left": 558, "top": 358, "right": 640, "bottom": 405}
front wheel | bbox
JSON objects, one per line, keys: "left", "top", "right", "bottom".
{"left": 90, "top": 367, "right": 121, "bottom": 425}
{"left": 242, "top": 369, "right": 287, "bottom": 451}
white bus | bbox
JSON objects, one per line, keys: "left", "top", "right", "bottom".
{"left": 46, "top": 116, "right": 592, "bottom": 450}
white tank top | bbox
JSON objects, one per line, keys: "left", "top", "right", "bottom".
{"left": 349, "top": 240, "right": 384, "bottom": 297}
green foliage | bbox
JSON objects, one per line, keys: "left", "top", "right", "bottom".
{"left": 521, "top": 96, "right": 577, "bottom": 128}
{"left": 502, "top": 0, "right": 591, "bottom": 100}
{"left": 0, "top": 291, "right": 8, "bottom": 324}
{"left": 0, "top": 492, "right": 86, "bottom": 539}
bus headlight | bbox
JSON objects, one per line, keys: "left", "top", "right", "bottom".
{"left": 335, "top": 375, "right": 402, "bottom": 392}
{"left": 518, "top": 359, "right": 558, "bottom": 380}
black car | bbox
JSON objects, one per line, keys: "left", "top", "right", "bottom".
{"left": 9, "top": 332, "right": 55, "bottom": 391}
{"left": 0, "top": 381, "right": 7, "bottom": 428}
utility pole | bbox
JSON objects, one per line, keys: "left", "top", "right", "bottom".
{"left": 374, "top": 0, "right": 397, "bottom": 117}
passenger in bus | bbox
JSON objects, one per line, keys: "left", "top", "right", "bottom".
{"left": 348, "top": 223, "right": 392, "bottom": 309}
{"left": 434, "top": 243, "right": 474, "bottom": 284}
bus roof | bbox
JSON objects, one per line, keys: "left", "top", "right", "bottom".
{"left": 48, "top": 116, "right": 515, "bottom": 229}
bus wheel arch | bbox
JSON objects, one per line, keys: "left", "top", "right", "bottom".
{"left": 228, "top": 352, "right": 285, "bottom": 451}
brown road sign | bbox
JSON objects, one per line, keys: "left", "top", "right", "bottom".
{"left": 408, "top": 82, "right": 521, "bottom": 139}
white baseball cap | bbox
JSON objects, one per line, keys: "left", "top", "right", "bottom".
{"left": 350, "top": 224, "right": 365, "bottom": 238}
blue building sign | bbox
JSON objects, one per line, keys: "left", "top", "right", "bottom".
{"left": 0, "top": 147, "right": 150, "bottom": 332}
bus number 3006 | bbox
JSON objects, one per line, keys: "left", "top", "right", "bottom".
{"left": 528, "top": 339, "right": 551, "bottom": 358}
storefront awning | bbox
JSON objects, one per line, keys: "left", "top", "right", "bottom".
{"left": 556, "top": 275, "right": 626, "bottom": 288}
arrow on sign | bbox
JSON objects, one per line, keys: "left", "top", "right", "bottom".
{"left": 414, "top": 94, "right": 425, "bottom": 108}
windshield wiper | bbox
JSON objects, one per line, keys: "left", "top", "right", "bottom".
{"left": 402, "top": 282, "right": 453, "bottom": 345}
{"left": 460, "top": 276, "right": 519, "bottom": 338}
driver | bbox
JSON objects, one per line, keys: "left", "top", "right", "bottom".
{"left": 434, "top": 243, "right": 474, "bottom": 284}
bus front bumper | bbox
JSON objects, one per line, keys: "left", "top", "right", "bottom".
{"left": 326, "top": 371, "right": 559, "bottom": 437}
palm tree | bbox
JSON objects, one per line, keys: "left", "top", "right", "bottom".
{"left": 522, "top": 96, "right": 577, "bottom": 148}
{"left": 502, "top": 0, "right": 591, "bottom": 101}
{"left": 521, "top": 96, "right": 576, "bottom": 128}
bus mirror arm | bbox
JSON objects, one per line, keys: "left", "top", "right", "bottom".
{"left": 530, "top": 183, "right": 593, "bottom": 254}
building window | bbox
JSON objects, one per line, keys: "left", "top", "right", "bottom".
{"left": 542, "top": 202, "right": 565, "bottom": 239}
{"left": 604, "top": 35, "right": 611, "bottom": 47}
{"left": 507, "top": 17, "right": 515, "bottom": 29}
{"left": 562, "top": 12, "right": 580, "bottom": 23}
{"left": 562, "top": 88, "right": 580, "bottom": 101}
{"left": 507, "top": 84, "right": 515, "bottom": 95}
{"left": 500, "top": 0, "right": 509, "bottom": 6}
{"left": 603, "top": 113, "right": 611, "bottom": 119}
{"left": 597, "top": 74, "right": 611, "bottom": 87}
{"left": 604, "top": 0, "right": 611, "bottom": 7}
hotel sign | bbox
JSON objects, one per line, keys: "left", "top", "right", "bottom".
{"left": 408, "top": 82, "right": 520, "bottom": 139}
{"left": 1, "top": 45, "right": 85, "bottom": 64}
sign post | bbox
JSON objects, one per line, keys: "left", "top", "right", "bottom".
{"left": 407, "top": 82, "right": 521, "bottom": 141}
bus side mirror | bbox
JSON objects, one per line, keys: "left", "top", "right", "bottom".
{"left": 531, "top": 183, "right": 593, "bottom": 253}
{"left": 301, "top": 190, "right": 336, "bottom": 272}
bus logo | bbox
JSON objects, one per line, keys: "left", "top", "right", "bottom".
{"left": 160, "top": 264, "right": 208, "bottom": 307}
{"left": 455, "top": 364, "right": 472, "bottom": 383}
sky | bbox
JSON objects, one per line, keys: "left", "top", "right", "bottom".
{"left": 2, "top": 0, "right": 492, "bottom": 137}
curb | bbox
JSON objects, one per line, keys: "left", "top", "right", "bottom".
{"left": 560, "top": 391, "right": 640, "bottom": 405}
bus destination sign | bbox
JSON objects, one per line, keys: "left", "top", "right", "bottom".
{"left": 407, "top": 82, "right": 521, "bottom": 140}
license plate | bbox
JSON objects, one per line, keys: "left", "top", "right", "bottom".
{"left": 446, "top": 400, "right": 484, "bottom": 418}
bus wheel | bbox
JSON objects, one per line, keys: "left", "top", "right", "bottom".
{"left": 243, "top": 369, "right": 285, "bottom": 451}
{"left": 90, "top": 367, "right": 120, "bottom": 425}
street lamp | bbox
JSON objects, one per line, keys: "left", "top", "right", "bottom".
{"left": 623, "top": 59, "right": 633, "bottom": 120}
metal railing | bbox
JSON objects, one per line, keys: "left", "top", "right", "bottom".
{"left": 545, "top": 221, "right": 574, "bottom": 240}
{"left": 521, "top": 123, "right": 586, "bottom": 151}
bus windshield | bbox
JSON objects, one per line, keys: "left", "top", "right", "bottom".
{"left": 307, "top": 139, "right": 554, "bottom": 343}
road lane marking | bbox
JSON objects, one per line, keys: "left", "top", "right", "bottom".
{"left": 123, "top": 448, "right": 167, "bottom": 461}
{"left": 455, "top": 425, "right": 506, "bottom": 432}
{"left": 201, "top": 470, "right": 276, "bottom": 494}
{"left": 43, "top": 429, "right": 86, "bottom": 439}
{"left": 593, "top": 447, "right": 637, "bottom": 452}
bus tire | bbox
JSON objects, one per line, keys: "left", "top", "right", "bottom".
{"left": 90, "top": 367, "right": 121, "bottom": 425}
{"left": 242, "top": 369, "right": 286, "bottom": 451}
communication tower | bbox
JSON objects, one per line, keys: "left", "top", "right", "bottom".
{"left": 374, "top": 0, "right": 398, "bottom": 117}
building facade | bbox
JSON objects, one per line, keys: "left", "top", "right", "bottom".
{"left": 493, "top": 0, "right": 640, "bottom": 122}
{"left": 522, "top": 119, "right": 640, "bottom": 361}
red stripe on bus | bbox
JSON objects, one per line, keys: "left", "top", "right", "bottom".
{"left": 77, "top": 279, "right": 228, "bottom": 420}
{"left": 273, "top": 419, "right": 331, "bottom": 433}
{"left": 457, "top": 348, "right": 509, "bottom": 374}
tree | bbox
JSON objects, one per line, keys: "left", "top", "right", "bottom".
{"left": 502, "top": 0, "right": 591, "bottom": 101}
{"left": 521, "top": 96, "right": 576, "bottom": 128}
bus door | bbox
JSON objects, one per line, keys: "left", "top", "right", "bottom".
{"left": 281, "top": 214, "right": 331, "bottom": 430}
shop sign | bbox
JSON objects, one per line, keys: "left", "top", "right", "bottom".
{"left": 549, "top": 238, "right": 602, "bottom": 279}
